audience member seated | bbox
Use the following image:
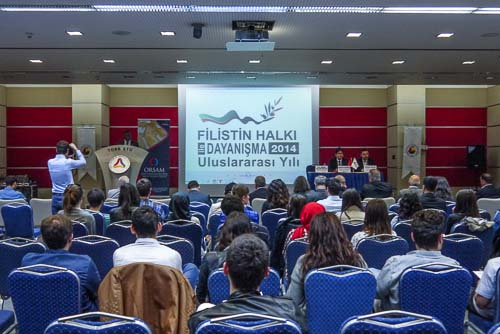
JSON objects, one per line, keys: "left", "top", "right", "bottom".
{"left": 376, "top": 209, "right": 459, "bottom": 310}
{"left": 187, "top": 180, "right": 211, "bottom": 206}
{"left": 334, "top": 174, "right": 347, "bottom": 197}
{"left": 59, "top": 184, "right": 96, "bottom": 234}
{"left": 285, "top": 202, "right": 325, "bottom": 247}
{"left": 249, "top": 175, "right": 268, "bottom": 204}
{"left": 0, "top": 176, "right": 26, "bottom": 200}
{"left": 113, "top": 206, "right": 199, "bottom": 288}
{"left": 136, "top": 178, "right": 166, "bottom": 221}
{"left": 351, "top": 199, "right": 395, "bottom": 247}
{"left": 471, "top": 246, "right": 500, "bottom": 320}
{"left": 317, "top": 178, "right": 343, "bottom": 212}
{"left": 110, "top": 183, "right": 140, "bottom": 223}
{"left": 398, "top": 175, "right": 422, "bottom": 199}
{"left": 86, "top": 188, "right": 110, "bottom": 229}
{"left": 188, "top": 234, "right": 307, "bottom": 334}
{"left": 435, "top": 176, "right": 454, "bottom": 202}
{"left": 391, "top": 192, "right": 422, "bottom": 228}
{"left": 287, "top": 212, "right": 366, "bottom": 309}
{"left": 293, "top": 176, "right": 310, "bottom": 198}
{"left": 197, "top": 212, "right": 252, "bottom": 303}
{"left": 476, "top": 173, "right": 500, "bottom": 199}
{"left": 229, "top": 184, "right": 259, "bottom": 223}
{"left": 208, "top": 182, "right": 235, "bottom": 218}
{"left": 271, "top": 194, "right": 307, "bottom": 276}
{"left": 360, "top": 169, "right": 393, "bottom": 200}
{"left": 107, "top": 175, "right": 129, "bottom": 199}
{"left": 337, "top": 189, "right": 365, "bottom": 223}
{"left": 446, "top": 189, "right": 481, "bottom": 233}
{"left": 22, "top": 214, "right": 101, "bottom": 312}
{"left": 420, "top": 176, "right": 447, "bottom": 212}
{"left": 167, "top": 192, "right": 200, "bottom": 225}
{"left": 261, "top": 179, "right": 290, "bottom": 214}
{"left": 305, "top": 175, "right": 327, "bottom": 203}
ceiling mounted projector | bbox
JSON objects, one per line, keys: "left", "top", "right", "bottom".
{"left": 226, "top": 20, "right": 275, "bottom": 52}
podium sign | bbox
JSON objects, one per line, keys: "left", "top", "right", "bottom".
{"left": 363, "top": 165, "right": 377, "bottom": 173}
{"left": 315, "top": 165, "right": 329, "bottom": 173}
{"left": 95, "top": 145, "right": 149, "bottom": 194}
{"left": 338, "top": 166, "right": 352, "bottom": 173}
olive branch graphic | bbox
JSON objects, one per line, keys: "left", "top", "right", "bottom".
{"left": 261, "top": 96, "right": 283, "bottom": 121}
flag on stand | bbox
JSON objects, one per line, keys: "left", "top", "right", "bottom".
{"left": 351, "top": 157, "right": 359, "bottom": 171}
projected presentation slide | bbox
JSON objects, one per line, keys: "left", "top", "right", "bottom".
{"left": 185, "top": 86, "right": 313, "bottom": 184}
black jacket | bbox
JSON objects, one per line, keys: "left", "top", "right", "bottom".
{"left": 356, "top": 157, "right": 376, "bottom": 172}
{"left": 188, "top": 291, "right": 308, "bottom": 334}
{"left": 328, "top": 157, "right": 349, "bottom": 172}
{"left": 305, "top": 189, "right": 327, "bottom": 202}
{"left": 270, "top": 217, "right": 301, "bottom": 276}
{"left": 250, "top": 187, "right": 268, "bottom": 204}
{"left": 360, "top": 181, "right": 393, "bottom": 199}
{"left": 476, "top": 184, "right": 500, "bottom": 199}
{"left": 420, "top": 192, "right": 447, "bottom": 212}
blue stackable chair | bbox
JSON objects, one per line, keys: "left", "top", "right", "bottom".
{"left": 191, "top": 211, "right": 207, "bottom": 235}
{"left": 285, "top": 237, "right": 308, "bottom": 284}
{"left": 450, "top": 221, "right": 494, "bottom": 265}
{"left": 72, "top": 221, "right": 89, "bottom": 238}
{"left": 195, "top": 313, "right": 302, "bottom": 334}
{"left": 9, "top": 264, "right": 81, "bottom": 334}
{"left": 0, "top": 310, "right": 15, "bottom": 333}
{"left": 393, "top": 219, "right": 415, "bottom": 251}
{"left": 262, "top": 209, "right": 287, "bottom": 250}
{"left": 488, "top": 322, "right": 500, "bottom": 334}
{"left": 355, "top": 235, "right": 409, "bottom": 270}
{"left": 1, "top": 203, "right": 40, "bottom": 239}
{"left": 105, "top": 220, "right": 135, "bottom": 247}
{"left": 190, "top": 201, "right": 210, "bottom": 222}
{"left": 340, "top": 310, "right": 447, "bottom": 334}
{"left": 388, "top": 204, "right": 400, "bottom": 214}
{"left": 442, "top": 233, "right": 484, "bottom": 273}
{"left": 399, "top": 263, "right": 472, "bottom": 334}
{"left": 161, "top": 221, "right": 203, "bottom": 265}
{"left": 44, "top": 312, "right": 152, "bottom": 334}
{"left": 208, "top": 214, "right": 223, "bottom": 250}
{"left": 446, "top": 203, "right": 456, "bottom": 215}
{"left": 101, "top": 201, "right": 119, "bottom": 214}
{"left": 158, "top": 235, "right": 195, "bottom": 265}
{"left": 480, "top": 210, "right": 492, "bottom": 221}
{"left": 70, "top": 235, "right": 119, "bottom": 279}
{"left": 305, "top": 265, "right": 376, "bottom": 334}
{"left": 341, "top": 220, "right": 364, "bottom": 240}
{"left": 208, "top": 268, "right": 281, "bottom": 304}
{"left": 90, "top": 212, "right": 105, "bottom": 236}
{"left": 467, "top": 268, "right": 500, "bottom": 333}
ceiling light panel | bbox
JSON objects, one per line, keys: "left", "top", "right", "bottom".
{"left": 437, "top": 33, "right": 454, "bottom": 38}
{"left": 346, "top": 32, "right": 362, "bottom": 38}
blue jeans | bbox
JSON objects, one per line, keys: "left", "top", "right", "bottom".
{"left": 183, "top": 263, "right": 200, "bottom": 289}
{"left": 51, "top": 193, "right": 64, "bottom": 214}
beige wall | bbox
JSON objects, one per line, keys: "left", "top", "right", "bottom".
{"left": 110, "top": 87, "right": 177, "bottom": 106}
{"left": 488, "top": 86, "right": 500, "bottom": 181}
{"left": 0, "top": 86, "right": 5, "bottom": 177}
{"left": 319, "top": 88, "right": 387, "bottom": 107}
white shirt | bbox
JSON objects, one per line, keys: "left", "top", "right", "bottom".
{"left": 113, "top": 238, "right": 182, "bottom": 271}
{"left": 48, "top": 151, "right": 86, "bottom": 194}
{"left": 317, "top": 195, "right": 342, "bottom": 213}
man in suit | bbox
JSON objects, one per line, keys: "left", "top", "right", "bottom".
{"left": 356, "top": 148, "right": 376, "bottom": 172}
{"left": 328, "top": 147, "right": 349, "bottom": 172}
{"left": 306, "top": 175, "right": 328, "bottom": 202}
{"left": 117, "top": 130, "right": 138, "bottom": 147}
{"left": 399, "top": 174, "right": 423, "bottom": 199}
{"left": 249, "top": 175, "right": 267, "bottom": 204}
{"left": 420, "top": 176, "right": 447, "bottom": 212}
{"left": 360, "top": 169, "right": 393, "bottom": 199}
{"left": 187, "top": 180, "right": 211, "bottom": 206}
{"left": 476, "top": 173, "right": 500, "bottom": 199}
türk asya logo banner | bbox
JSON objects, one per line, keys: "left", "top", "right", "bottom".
{"left": 185, "top": 86, "right": 313, "bottom": 184}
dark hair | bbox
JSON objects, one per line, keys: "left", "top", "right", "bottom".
{"left": 4, "top": 176, "right": 16, "bottom": 187}
{"left": 221, "top": 195, "right": 244, "bottom": 216}
{"left": 266, "top": 179, "right": 289, "bottom": 209}
{"left": 132, "top": 206, "right": 159, "bottom": 238}
{"left": 56, "top": 140, "right": 69, "bottom": 154}
{"left": 293, "top": 176, "right": 310, "bottom": 194}
{"left": 232, "top": 184, "right": 250, "bottom": 200}
{"left": 363, "top": 199, "right": 391, "bottom": 236}
{"left": 217, "top": 212, "right": 252, "bottom": 251}
{"left": 336, "top": 147, "right": 343, "bottom": 154}
{"left": 411, "top": 209, "right": 444, "bottom": 249}
{"left": 255, "top": 176, "right": 266, "bottom": 188}
{"left": 361, "top": 148, "right": 369, "bottom": 153}
{"left": 63, "top": 184, "right": 83, "bottom": 213}
{"left": 136, "top": 178, "right": 152, "bottom": 197}
{"left": 168, "top": 192, "right": 191, "bottom": 221}
{"left": 435, "top": 177, "right": 453, "bottom": 201}
{"left": 118, "top": 183, "right": 141, "bottom": 216}
{"left": 327, "top": 178, "right": 342, "bottom": 196}
{"left": 226, "top": 234, "right": 269, "bottom": 293}
{"left": 41, "top": 215, "right": 73, "bottom": 249}
{"left": 187, "top": 180, "right": 199, "bottom": 189}
{"left": 224, "top": 182, "right": 236, "bottom": 195}
{"left": 302, "top": 212, "right": 363, "bottom": 277}
{"left": 287, "top": 194, "right": 307, "bottom": 219}
{"left": 454, "top": 189, "right": 480, "bottom": 217}
{"left": 399, "top": 192, "right": 423, "bottom": 220}
{"left": 341, "top": 189, "right": 363, "bottom": 212}
{"left": 423, "top": 176, "right": 438, "bottom": 192}
{"left": 481, "top": 173, "right": 494, "bottom": 184}
{"left": 87, "top": 188, "right": 105, "bottom": 209}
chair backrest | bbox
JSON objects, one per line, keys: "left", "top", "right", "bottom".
{"left": 72, "top": 221, "right": 89, "bottom": 238}
{"left": 442, "top": 233, "right": 484, "bottom": 272}
{"left": 0, "top": 237, "right": 45, "bottom": 298}
{"left": 477, "top": 198, "right": 500, "bottom": 218}
{"left": 160, "top": 221, "right": 203, "bottom": 265}
{"left": 152, "top": 197, "right": 170, "bottom": 206}
{"left": 9, "top": 264, "right": 81, "bottom": 334}
{"left": 261, "top": 209, "right": 288, "bottom": 249}
{"left": 450, "top": 221, "right": 494, "bottom": 264}
{"left": 446, "top": 202, "right": 456, "bottom": 215}
{"left": 44, "top": 312, "right": 152, "bottom": 334}
{"left": 340, "top": 310, "right": 447, "bottom": 334}
{"left": 101, "top": 201, "right": 119, "bottom": 214}
{"left": 195, "top": 313, "right": 302, "bottom": 334}
{"left": 70, "top": 235, "right": 120, "bottom": 279}
{"left": 399, "top": 263, "right": 472, "bottom": 334}
{"left": 207, "top": 268, "right": 281, "bottom": 304}
{"left": 157, "top": 235, "right": 195, "bottom": 265}
{"left": 208, "top": 214, "right": 223, "bottom": 250}
{"left": 251, "top": 198, "right": 267, "bottom": 220}
{"left": 30, "top": 198, "right": 52, "bottom": 227}
{"left": 480, "top": 210, "right": 492, "bottom": 221}
{"left": 355, "top": 235, "right": 409, "bottom": 270}
{"left": 393, "top": 220, "right": 416, "bottom": 251}
{"left": 105, "top": 220, "right": 135, "bottom": 247}
{"left": 388, "top": 204, "right": 400, "bottom": 214}
{"left": 190, "top": 201, "right": 210, "bottom": 222}
{"left": 489, "top": 322, "right": 500, "bottom": 334}
{"left": 382, "top": 197, "right": 396, "bottom": 207}
{"left": 285, "top": 237, "right": 308, "bottom": 282}
{"left": 305, "top": 265, "right": 376, "bottom": 334}
{"left": 191, "top": 211, "right": 207, "bottom": 235}
{"left": 341, "top": 220, "right": 364, "bottom": 240}
{"left": 153, "top": 201, "right": 170, "bottom": 221}
{"left": 90, "top": 212, "right": 105, "bottom": 236}
{"left": 0, "top": 199, "right": 28, "bottom": 227}
{"left": 2, "top": 203, "right": 35, "bottom": 238}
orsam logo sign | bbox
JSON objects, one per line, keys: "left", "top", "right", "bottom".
{"left": 109, "top": 155, "right": 131, "bottom": 174}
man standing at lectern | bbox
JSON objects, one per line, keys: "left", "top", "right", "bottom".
{"left": 328, "top": 147, "right": 348, "bottom": 172}
{"left": 48, "top": 140, "right": 86, "bottom": 214}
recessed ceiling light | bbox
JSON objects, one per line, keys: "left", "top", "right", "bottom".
{"left": 321, "top": 60, "right": 333, "bottom": 64}
{"left": 307, "top": 76, "right": 318, "bottom": 79}
{"left": 392, "top": 60, "right": 405, "bottom": 64}
{"left": 177, "top": 59, "right": 188, "bottom": 64}
{"left": 246, "top": 76, "right": 257, "bottom": 79}
{"left": 249, "top": 59, "right": 261, "bottom": 64}
{"left": 437, "top": 32, "right": 454, "bottom": 38}
{"left": 346, "top": 32, "right": 362, "bottom": 38}
{"left": 160, "top": 31, "right": 175, "bottom": 36}
{"left": 462, "top": 60, "right": 476, "bottom": 64}
{"left": 66, "top": 31, "right": 83, "bottom": 36}
{"left": 103, "top": 59, "right": 115, "bottom": 63}
{"left": 487, "top": 76, "right": 495, "bottom": 80}
{"left": 186, "top": 76, "right": 196, "bottom": 79}
{"left": 29, "top": 59, "right": 43, "bottom": 63}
